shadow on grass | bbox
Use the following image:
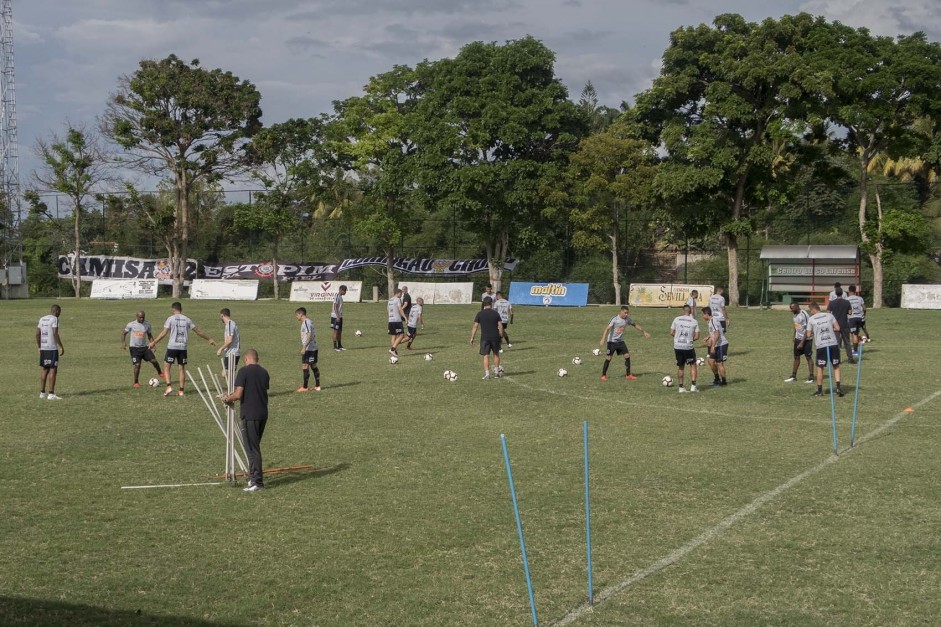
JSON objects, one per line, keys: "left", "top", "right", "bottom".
{"left": 268, "top": 461, "right": 351, "bottom": 488}
{"left": 505, "top": 370, "right": 538, "bottom": 376}
{"left": 0, "top": 596, "right": 248, "bottom": 626}
{"left": 503, "top": 346, "right": 535, "bottom": 352}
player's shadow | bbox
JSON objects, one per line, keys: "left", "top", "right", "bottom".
{"left": 63, "top": 386, "right": 133, "bottom": 397}
{"left": 0, "top": 595, "right": 248, "bottom": 626}
{"left": 409, "top": 345, "right": 448, "bottom": 351}
{"left": 504, "top": 346, "right": 535, "bottom": 352}
{"left": 506, "top": 370, "right": 538, "bottom": 376}
{"left": 268, "top": 462, "right": 351, "bottom": 488}
{"left": 323, "top": 381, "right": 361, "bottom": 390}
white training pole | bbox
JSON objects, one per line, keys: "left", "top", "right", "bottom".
{"left": 206, "top": 364, "right": 250, "bottom": 471}
{"left": 121, "top": 482, "right": 224, "bottom": 490}
{"left": 196, "top": 368, "right": 248, "bottom": 473}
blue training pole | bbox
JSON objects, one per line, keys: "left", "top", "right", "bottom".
{"left": 850, "top": 342, "right": 864, "bottom": 447}
{"left": 583, "top": 421, "right": 593, "bottom": 606}
{"left": 827, "top": 345, "right": 838, "bottom": 455}
{"left": 501, "top": 434, "right": 538, "bottom": 626}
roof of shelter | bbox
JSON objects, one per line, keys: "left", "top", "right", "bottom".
{"left": 759, "top": 245, "right": 858, "bottom": 261}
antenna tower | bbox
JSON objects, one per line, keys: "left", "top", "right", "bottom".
{"left": 0, "top": 0, "right": 19, "bottom": 261}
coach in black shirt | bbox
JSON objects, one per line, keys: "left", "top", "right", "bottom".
{"left": 827, "top": 290, "right": 855, "bottom": 363}
{"left": 470, "top": 297, "right": 504, "bottom": 380}
{"left": 222, "top": 348, "right": 270, "bottom": 491}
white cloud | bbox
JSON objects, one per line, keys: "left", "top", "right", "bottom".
{"left": 800, "top": 0, "right": 941, "bottom": 38}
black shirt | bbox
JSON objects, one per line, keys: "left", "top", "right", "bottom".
{"left": 827, "top": 298, "right": 851, "bottom": 325}
{"left": 234, "top": 363, "right": 270, "bottom": 421}
{"left": 402, "top": 292, "right": 412, "bottom": 319}
{"left": 474, "top": 308, "right": 502, "bottom": 342}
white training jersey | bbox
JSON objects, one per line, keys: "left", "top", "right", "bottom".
{"left": 848, "top": 295, "right": 865, "bottom": 318}
{"left": 709, "top": 317, "right": 728, "bottom": 347}
{"left": 223, "top": 319, "right": 240, "bottom": 357}
{"left": 792, "top": 310, "right": 810, "bottom": 341}
{"left": 708, "top": 294, "right": 726, "bottom": 320}
{"left": 300, "top": 318, "right": 317, "bottom": 352}
{"left": 164, "top": 314, "right": 196, "bottom": 350}
{"left": 332, "top": 292, "right": 344, "bottom": 319}
{"left": 38, "top": 315, "right": 59, "bottom": 350}
{"left": 808, "top": 312, "right": 838, "bottom": 348}
{"left": 494, "top": 298, "right": 511, "bottom": 323}
{"left": 828, "top": 290, "right": 843, "bottom": 301}
{"left": 407, "top": 304, "right": 423, "bottom": 328}
{"left": 606, "top": 315, "right": 633, "bottom": 343}
{"left": 387, "top": 296, "right": 403, "bottom": 322}
{"left": 671, "top": 315, "right": 699, "bottom": 350}
{"left": 124, "top": 320, "right": 152, "bottom": 348}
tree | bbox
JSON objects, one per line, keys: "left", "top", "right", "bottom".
{"left": 632, "top": 13, "right": 828, "bottom": 305}
{"left": 102, "top": 55, "right": 262, "bottom": 296}
{"left": 577, "top": 81, "right": 621, "bottom": 133}
{"left": 30, "top": 125, "right": 110, "bottom": 298}
{"left": 811, "top": 27, "right": 941, "bottom": 307}
{"left": 417, "top": 37, "right": 585, "bottom": 294}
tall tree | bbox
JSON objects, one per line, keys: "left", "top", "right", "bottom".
{"left": 30, "top": 125, "right": 109, "bottom": 298}
{"left": 102, "top": 55, "right": 262, "bottom": 296}
{"left": 632, "top": 13, "right": 827, "bottom": 305}
{"left": 418, "top": 37, "right": 585, "bottom": 293}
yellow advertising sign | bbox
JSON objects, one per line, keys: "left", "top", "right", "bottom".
{"left": 627, "top": 284, "right": 715, "bottom": 308}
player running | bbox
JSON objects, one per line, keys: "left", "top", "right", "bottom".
{"left": 598, "top": 306, "right": 650, "bottom": 381}
{"left": 494, "top": 291, "right": 513, "bottom": 349}
{"left": 121, "top": 310, "right": 164, "bottom": 387}
{"left": 149, "top": 302, "right": 216, "bottom": 397}
{"left": 785, "top": 302, "right": 814, "bottom": 383}
{"left": 295, "top": 307, "right": 321, "bottom": 392}
{"left": 37, "top": 304, "right": 64, "bottom": 400}
{"left": 388, "top": 288, "right": 407, "bottom": 356}
{"left": 846, "top": 285, "right": 866, "bottom": 355}
{"left": 670, "top": 304, "right": 700, "bottom": 392}
{"left": 806, "top": 301, "right": 844, "bottom": 397}
{"left": 701, "top": 306, "right": 728, "bottom": 386}
{"left": 405, "top": 297, "right": 425, "bottom": 350}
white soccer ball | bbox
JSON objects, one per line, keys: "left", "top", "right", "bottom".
{"left": 572, "top": 356, "right": 583, "bottom": 365}
{"left": 355, "top": 329, "right": 362, "bottom": 337}
{"left": 389, "top": 355, "right": 399, "bottom": 364}
{"left": 424, "top": 353, "right": 434, "bottom": 361}
{"left": 494, "top": 366, "right": 505, "bottom": 378}
{"left": 148, "top": 377, "right": 160, "bottom": 387}
{"left": 558, "top": 368, "right": 568, "bottom": 377}
{"left": 591, "top": 348, "right": 601, "bottom": 356}
{"left": 696, "top": 357, "right": 706, "bottom": 366}
{"left": 662, "top": 375, "right": 674, "bottom": 387}
{"left": 443, "top": 370, "right": 458, "bottom": 382}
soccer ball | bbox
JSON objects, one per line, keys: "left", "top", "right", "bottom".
{"left": 662, "top": 376, "right": 674, "bottom": 387}
{"left": 572, "top": 356, "right": 583, "bottom": 365}
{"left": 494, "top": 366, "right": 505, "bottom": 378}
{"left": 389, "top": 355, "right": 399, "bottom": 364}
{"left": 355, "top": 329, "right": 362, "bottom": 337}
{"left": 424, "top": 353, "right": 434, "bottom": 361}
{"left": 696, "top": 357, "right": 706, "bottom": 366}
{"left": 558, "top": 368, "right": 568, "bottom": 377}
{"left": 591, "top": 348, "right": 601, "bottom": 356}
{"left": 148, "top": 377, "right": 160, "bottom": 387}
{"left": 443, "top": 370, "right": 458, "bottom": 382}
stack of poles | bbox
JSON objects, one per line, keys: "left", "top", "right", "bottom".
{"left": 192, "top": 357, "right": 249, "bottom": 481}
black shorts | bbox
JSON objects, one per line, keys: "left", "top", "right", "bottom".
{"left": 606, "top": 341, "right": 629, "bottom": 357}
{"left": 816, "top": 346, "right": 841, "bottom": 367}
{"left": 388, "top": 322, "right": 404, "bottom": 336}
{"left": 222, "top": 354, "right": 241, "bottom": 369}
{"left": 709, "top": 344, "right": 728, "bottom": 362}
{"left": 164, "top": 349, "right": 188, "bottom": 365}
{"left": 674, "top": 348, "right": 696, "bottom": 367}
{"left": 848, "top": 317, "right": 862, "bottom": 334}
{"left": 130, "top": 346, "right": 156, "bottom": 364}
{"left": 330, "top": 317, "right": 342, "bottom": 331}
{"left": 39, "top": 349, "right": 59, "bottom": 368}
{"left": 480, "top": 339, "right": 501, "bottom": 356}
{"left": 793, "top": 339, "right": 812, "bottom": 358}
{"left": 302, "top": 350, "right": 318, "bottom": 366}
{"left": 407, "top": 326, "right": 418, "bottom": 339}
{"left": 719, "top": 320, "right": 727, "bottom": 332}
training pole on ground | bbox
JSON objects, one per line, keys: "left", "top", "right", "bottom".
{"left": 500, "top": 434, "right": 538, "bottom": 626}
{"left": 225, "top": 353, "right": 237, "bottom": 481}
{"left": 583, "top": 420, "right": 593, "bottom": 606}
{"left": 850, "top": 342, "right": 864, "bottom": 447}
{"left": 826, "top": 346, "right": 838, "bottom": 456}
{"left": 193, "top": 366, "right": 248, "bottom": 476}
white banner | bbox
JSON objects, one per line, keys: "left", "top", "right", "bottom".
{"left": 290, "top": 280, "right": 363, "bottom": 303}
{"left": 398, "top": 282, "right": 473, "bottom": 305}
{"left": 189, "top": 279, "right": 259, "bottom": 301}
{"left": 90, "top": 278, "right": 159, "bottom": 300}
{"left": 628, "top": 284, "right": 715, "bottom": 308}
{"left": 901, "top": 284, "right": 941, "bottom": 309}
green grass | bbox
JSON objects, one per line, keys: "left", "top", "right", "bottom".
{"left": 1, "top": 298, "right": 940, "bottom": 626}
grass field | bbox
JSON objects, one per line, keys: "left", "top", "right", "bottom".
{"left": 2, "top": 298, "right": 940, "bottom": 626}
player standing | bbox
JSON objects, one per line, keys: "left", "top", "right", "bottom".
{"left": 216, "top": 308, "right": 241, "bottom": 377}
{"left": 121, "top": 310, "right": 164, "bottom": 387}
{"left": 331, "top": 285, "right": 347, "bottom": 352}
{"left": 470, "top": 297, "right": 504, "bottom": 379}
{"left": 480, "top": 284, "right": 495, "bottom": 309}
{"left": 149, "top": 302, "right": 216, "bottom": 397}
{"left": 807, "top": 301, "right": 844, "bottom": 397}
{"left": 669, "top": 304, "right": 700, "bottom": 392}
{"left": 846, "top": 285, "right": 866, "bottom": 355}
{"left": 701, "top": 306, "right": 728, "bottom": 386}
{"left": 826, "top": 288, "right": 855, "bottom": 363}
{"left": 598, "top": 306, "right": 650, "bottom": 381}
{"left": 686, "top": 290, "right": 699, "bottom": 320}
{"left": 708, "top": 287, "right": 728, "bottom": 331}
{"left": 388, "top": 288, "right": 407, "bottom": 356}
{"left": 37, "top": 304, "right": 64, "bottom": 400}
{"left": 785, "top": 302, "right": 814, "bottom": 383}
{"left": 295, "top": 307, "right": 320, "bottom": 392}
{"left": 405, "top": 297, "right": 425, "bottom": 350}
{"left": 494, "top": 291, "right": 513, "bottom": 348}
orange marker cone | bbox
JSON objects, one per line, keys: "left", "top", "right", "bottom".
{"left": 904, "top": 408, "right": 914, "bottom": 413}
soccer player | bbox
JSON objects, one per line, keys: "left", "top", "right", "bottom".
{"left": 480, "top": 284, "right": 495, "bottom": 310}
{"left": 216, "top": 308, "right": 241, "bottom": 378}
{"left": 401, "top": 285, "right": 412, "bottom": 321}
{"left": 221, "top": 348, "right": 270, "bottom": 492}
{"left": 701, "top": 306, "right": 728, "bottom": 386}
{"left": 708, "top": 287, "right": 728, "bottom": 331}
{"left": 405, "top": 297, "right": 425, "bottom": 350}
{"left": 331, "top": 285, "right": 347, "bottom": 352}
{"left": 826, "top": 288, "right": 855, "bottom": 363}
{"left": 827, "top": 282, "right": 843, "bottom": 302}
{"left": 387, "top": 288, "right": 407, "bottom": 355}
{"left": 295, "top": 307, "right": 320, "bottom": 392}
{"left": 37, "top": 304, "right": 64, "bottom": 400}
{"left": 598, "top": 306, "right": 650, "bottom": 381}
{"left": 846, "top": 284, "right": 866, "bottom": 355}
{"left": 121, "top": 310, "right": 164, "bottom": 387}
{"left": 470, "top": 297, "right": 504, "bottom": 379}
{"left": 686, "top": 290, "right": 699, "bottom": 320}
{"left": 494, "top": 291, "right": 513, "bottom": 348}
{"left": 670, "top": 304, "right": 700, "bottom": 392}
{"left": 785, "top": 302, "right": 814, "bottom": 383}
{"left": 149, "top": 302, "right": 216, "bottom": 397}
{"left": 807, "top": 301, "right": 844, "bottom": 397}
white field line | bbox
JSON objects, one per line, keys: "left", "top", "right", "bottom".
{"left": 120, "top": 482, "right": 225, "bottom": 490}
{"left": 550, "top": 387, "right": 941, "bottom": 626}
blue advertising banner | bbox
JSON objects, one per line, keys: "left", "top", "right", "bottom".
{"left": 508, "top": 282, "right": 589, "bottom": 307}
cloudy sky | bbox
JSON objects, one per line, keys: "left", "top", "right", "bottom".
{"left": 13, "top": 0, "right": 941, "bottom": 187}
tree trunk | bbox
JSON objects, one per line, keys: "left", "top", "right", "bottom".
{"left": 726, "top": 174, "right": 748, "bottom": 307}
{"left": 172, "top": 170, "right": 190, "bottom": 298}
{"left": 610, "top": 232, "right": 620, "bottom": 305}
{"left": 871, "top": 184, "right": 884, "bottom": 308}
{"left": 73, "top": 205, "right": 81, "bottom": 299}
{"left": 272, "top": 238, "right": 280, "bottom": 301}
{"left": 858, "top": 149, "right": 883, "bottom": 308}
{"left": 385, "top": 245, "right": 396, "bottom": 297}
{"left": 486, "top": 231, "right": 509, "bottom": 295}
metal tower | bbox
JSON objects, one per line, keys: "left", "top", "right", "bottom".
{"left": 0, "top": 0, "right": 18, "bottom": 251}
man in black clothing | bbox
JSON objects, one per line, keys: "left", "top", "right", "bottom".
{"left": 470, "top": 297, "right": 504, "bottom": 380}
{"left": 827, "top": 289, "right": 855, "bottom": 363}
{"left": 222, "top": 348, "right": 270, "bottom": 491}
{"left": 401, "top": 285, "right": 412, "bottom": 321}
